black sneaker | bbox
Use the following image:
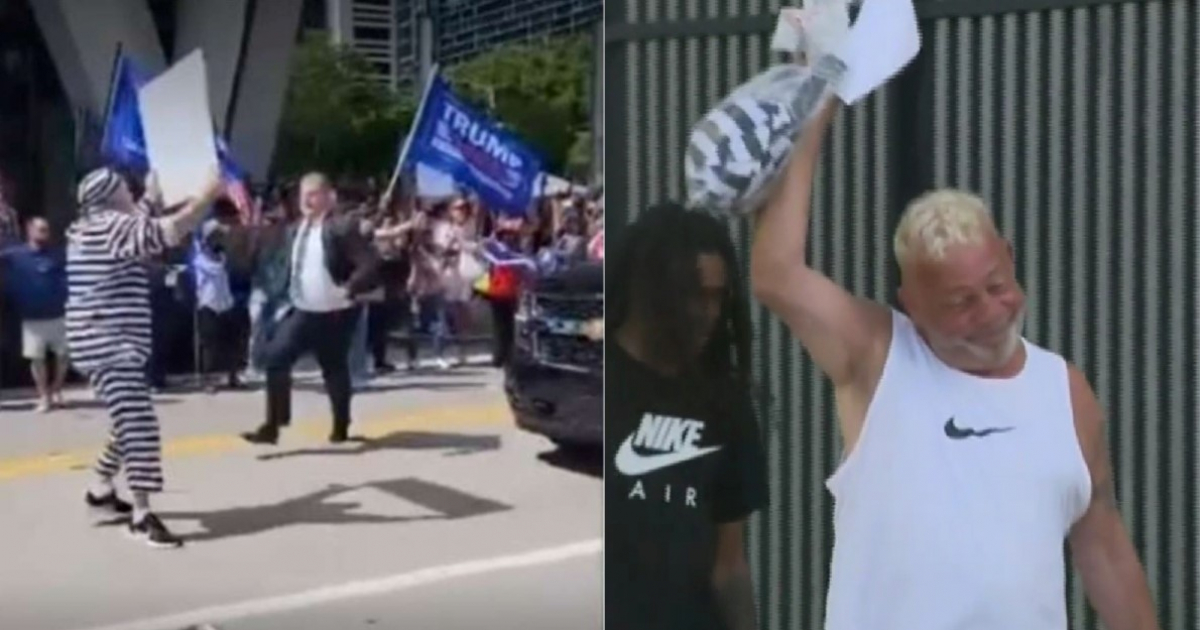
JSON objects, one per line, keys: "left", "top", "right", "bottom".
{"left": 86, "top": 490, "right": 133, "bottom": 517}
{"left": 128, "top": 513, "right": 184, "bottom": 548}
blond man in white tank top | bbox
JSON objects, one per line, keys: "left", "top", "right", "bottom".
{"left": 750, "top": 102, "right": 1158, "bottom": 630}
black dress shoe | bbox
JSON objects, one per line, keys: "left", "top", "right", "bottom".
{"left": 329, "top": 427, "right": 349, "bottom": 444}
{"left": 241, "top": 426, "right": 279, "bottom": 445}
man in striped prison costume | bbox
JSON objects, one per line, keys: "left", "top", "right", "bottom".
{"left": 69, "top": 166, "right": 223, "bottom": 548}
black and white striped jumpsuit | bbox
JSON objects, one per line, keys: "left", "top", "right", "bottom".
{"left": 66, "top": 207, "right": 169, "bottom": 493}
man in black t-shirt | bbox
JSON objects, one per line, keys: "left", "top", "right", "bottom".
{"left": 606, "top": 203, "right": 768, "bottom": 630}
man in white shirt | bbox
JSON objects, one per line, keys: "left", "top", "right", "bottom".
{"left": 237, "top": 172, "right": 380, "bottom": 445}
{"left": 194, "top": 218, "right": 240, "bottom": 392}
{"left": 750, "top": 98, "right": 1158, "bottom": 629}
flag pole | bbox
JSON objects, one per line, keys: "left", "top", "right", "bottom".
{"left": 97, "top": 42, "right": 125, "bottom": 162}
{"left": 384, "top": 63, "right": 441, "bottom": 203}
{"left": 190, "top": 251, "right": 202, "bottom": 389}
{"left": 193, "top": 282, "right": 202, "bottom": 389}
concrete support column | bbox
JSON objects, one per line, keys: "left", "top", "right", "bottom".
{"left": 173, "top": 0, "right": 250, "bottom": 134}
{"left": 29, "top": 0, "right": 166, "bottom": 117}
{"left": 228, "top": 0, "right": 304, "bottom": 181}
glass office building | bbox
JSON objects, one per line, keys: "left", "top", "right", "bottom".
{"left": 319, "top": 0, "right": 602, "bottom": 88}
{"left": 433, "top": 0, "right": 601, "bottom": 65}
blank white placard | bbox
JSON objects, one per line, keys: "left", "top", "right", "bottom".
{"left": 416, "top": 161, "right": 458, "bottom": 199}
{"left": 139, "top": 49, "right": 219, "bottom": 207}
{"left": 835, "top": 0, "right": 922, "bottom": 105}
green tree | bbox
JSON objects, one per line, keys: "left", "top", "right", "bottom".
{"left": 445, "top": 35, "right": 594, "bottom": 179}
{"left": 274, "top": 34, "right": 416, "bottom": 181}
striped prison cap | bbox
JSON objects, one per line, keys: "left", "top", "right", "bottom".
{"left": 77, "top": 167, "right": 124, "bottom": 211}
{"left": 684, "top": 55, "right": 847, "bottom": 216}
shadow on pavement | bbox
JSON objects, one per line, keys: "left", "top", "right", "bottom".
{"left": 256, "top": 430, "right": 501, "bottom": 462}
{"left": 398, "top": 367, "right": 494, "bottom": 378}
{"left": 0, "top": 397, "right": 181, "bottom": 412}
{"left": 127, "top": 477, "right": 512, "bottom": 544}
{"left": 168, "top": 382, "right": 264, "bottom": 395}
{"left": 295, "top": 380, "right": 486, "bottom": 395}
{"left": 538, "top": 446, "right": 603, "bottom": 478}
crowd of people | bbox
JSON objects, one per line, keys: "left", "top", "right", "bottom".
{"left": 0, "top": 170, "right": 604, "bottom": 413}
{"left": 0, "top": 165, "right": 603, "bottom": 548}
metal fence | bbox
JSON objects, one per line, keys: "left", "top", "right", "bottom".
{"left": 604, "top": 1, "right": 1200, "bottom": 629}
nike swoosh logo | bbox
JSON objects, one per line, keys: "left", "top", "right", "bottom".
{"left": 944, "top": 417, "right": 1015, "bottom": 440}
{"left": 613, "top": 436, "right": 722, "bottom": 476}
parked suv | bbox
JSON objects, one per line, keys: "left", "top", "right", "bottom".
{"left": 504, "top": 260, "right": 603, "bottom": 449}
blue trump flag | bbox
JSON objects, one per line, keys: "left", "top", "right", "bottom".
{"left": 402, "top": 73, "right": 543, "bottom": 214}
{"left": 101, "top": 54, "right": 151, "bottom": 171}
{"left": 101, "top": 53, "right": 246, "bottom": 183}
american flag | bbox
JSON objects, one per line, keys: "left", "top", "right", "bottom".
{"left": 223, "top": 178, "right": 257, "bottom": 225}
{"left": 214, "top": 136, "right": 257, "bottom": 224}
{"left": 587, "top": 229, "right": 604, "bottom": 261}
{"left": 481, "top": 237, "right": 538, "bottom": 272}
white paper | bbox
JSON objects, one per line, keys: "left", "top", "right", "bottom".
{"left": 536, "top": 172, "right": 574, "bottom": 197}
{"left": 415, "top": 161, "right": 458, "bottom": 199}
{"left": 770, "top": 8, "right": 805, "bottom": 53}
{"left": 834, "top": 0, "right": 921, "bottom": 105}
{"left": 138, "top": 50, "right": 219, "bottom": 207}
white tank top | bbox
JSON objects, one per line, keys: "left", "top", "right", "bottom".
{"left": 824, "top": 311, "right": 1092, "bottom": 630}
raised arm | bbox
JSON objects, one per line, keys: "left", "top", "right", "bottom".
{"left": 374, "top": 219, "right": 414, "bottom": 241}
{"left": 107, "top": 168, "right": 225, "bottom": 260}
{"left": 750, "top": 101, "right": 891, "bottom": 391}
{"left": 136, "top": 171, "right": 167, "bottom": 217}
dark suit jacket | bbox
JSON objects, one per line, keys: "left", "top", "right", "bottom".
{"left": 217, "top": 214, "right": 381, "bottom": 301}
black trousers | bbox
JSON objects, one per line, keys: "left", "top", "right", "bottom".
{"left": 147, "top": 284, "right": 183, "bottom": 387}
{"left": 489, "top": 298, "right": 516, "bottom": 367}
{"left": 368, "top": 299, "right": 417, "bottom": 366}
{"left": 197, "top": 307, "right": 241, "bottom": 375}
{"left": 263, "top": 306, "right": 359, "bottom": 431}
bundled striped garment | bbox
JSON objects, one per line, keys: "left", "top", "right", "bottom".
{"left": 684, "top": 54, "right": 848, "bottom": 216}
{"left": 66, "top": 175, "right": 170, "bottom": 373}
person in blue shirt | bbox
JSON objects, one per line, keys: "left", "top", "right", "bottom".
{"left": 1, "top": 216, "right": 69, "bottom": 411}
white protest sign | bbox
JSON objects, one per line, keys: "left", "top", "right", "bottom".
{"left": 415, "top": 161, "right": 458, "bottom": 199}
{"left": 138, "top": 49, "right": 219, "bottom": 207}
{"left": 834, "top": 0, "right": 921, "bottom": 105}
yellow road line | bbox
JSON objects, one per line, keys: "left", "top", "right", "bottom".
{"left": 0, "top": 401, "right": 512, "bottom": 483}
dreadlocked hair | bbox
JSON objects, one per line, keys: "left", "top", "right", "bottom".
{"left": 608, "top": 202, "right": 754, "bottom": 404}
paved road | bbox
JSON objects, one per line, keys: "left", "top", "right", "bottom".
{"left": 0, "top": 363, "right": 602, "bottom": 630}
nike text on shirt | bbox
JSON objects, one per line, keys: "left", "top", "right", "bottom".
{"left": 615, "top": 413, "right": 723, "bottom": 508}
{"left": 615, "top": 413, "right": 724, "bottom": 476}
